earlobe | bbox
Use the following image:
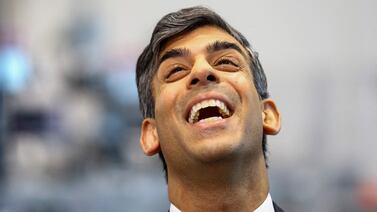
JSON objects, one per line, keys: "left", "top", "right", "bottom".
{"left": 262, "top": 99, "right": 281, "bottom": 135}
{"left": 140, "top": 118, "right": 160, "bottom": 156}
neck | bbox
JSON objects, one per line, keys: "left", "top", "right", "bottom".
{"left": 168, "top": 155, "right": 269, "bottom": 212}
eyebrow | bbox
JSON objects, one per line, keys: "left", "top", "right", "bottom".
{"left": 158, "top": 40, "right": 246, "bottom": 66}
{"left": 206, "top": 41, "right": 246, "bottom": 58}
{"left": 159, "top": 48, "right": 191, "bottom": 66}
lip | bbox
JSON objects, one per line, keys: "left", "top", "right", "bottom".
{"left": 184, "top": 91, "right": 235, "bottom": 124}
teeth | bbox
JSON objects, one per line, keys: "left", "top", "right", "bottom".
{"left": 188, "top": 99, "right": 231, "bottom": 124}
{"left": 199, "top": 116, "right": 222, "bottom": 123}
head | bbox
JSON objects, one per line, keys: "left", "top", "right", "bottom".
{"left": 136, "top": 6, "right": 280, "bottom": 180}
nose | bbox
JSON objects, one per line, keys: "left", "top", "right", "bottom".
{"left": 187, "top": 58, "right": 219, "bottom": 89}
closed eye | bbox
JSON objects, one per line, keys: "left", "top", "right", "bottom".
{"left": 215, "top": 58, "right": 239, "bottom": 67}
{"left": 164, "top": 65, "right": 189, "bottom": 82}
{"left": 214, "top": 57, "right": 240, "bottom": 72}
{"left": 167, "top": 66, "right": 184, "bottom": 78}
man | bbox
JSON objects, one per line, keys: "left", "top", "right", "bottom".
{"left": 136, "top": 6, "right": 282, "bottom": 212}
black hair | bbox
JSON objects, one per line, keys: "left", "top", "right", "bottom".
{"left": 136, "top": 6, "right": 270, "bottom": 180}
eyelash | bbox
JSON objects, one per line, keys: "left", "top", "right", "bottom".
{"left": 164, "top": 57, "right": 239, "bottom": 80}
{"left": 166, "top": 66, "right": 185, "bottom": 79}
{"left": 215, "top": 58, "right": 239, "bottom": 67}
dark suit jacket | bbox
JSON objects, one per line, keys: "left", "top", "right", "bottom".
{"left": 273, "top": 202, "right": 284, "bottom": 212}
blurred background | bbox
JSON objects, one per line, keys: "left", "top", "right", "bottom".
{"left": 0, "top": 0, "right": 376, "bottom": 211}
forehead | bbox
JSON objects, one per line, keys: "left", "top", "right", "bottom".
{"left": 159, "top": 25, "right": 247, "bottom": 56}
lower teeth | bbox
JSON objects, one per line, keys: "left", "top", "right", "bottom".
{"left": 198, "top": 116, "right": 222, "bottom": 123}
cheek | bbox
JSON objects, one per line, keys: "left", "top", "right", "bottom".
{"left": 230, "top": 72, "right": 263, "bottom": 130}
{"left": 227, "top": 72, "right": 257, "bottom": 99}
{"left": 154, "top": 84, "right": 180, "bottom": 119}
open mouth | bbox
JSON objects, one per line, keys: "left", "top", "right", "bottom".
{"left": 187, "top": 99, "right": 232, "bottom": 124}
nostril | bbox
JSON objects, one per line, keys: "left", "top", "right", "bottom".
{"left": 207, "top": 74, "right": 216, "bottom": 82}
{"left": 191, "top": 78, "right": 199, "bottom": 85}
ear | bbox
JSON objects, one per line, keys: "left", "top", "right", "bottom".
{"left": 140, "top": 118, "right": 160, "bottom": 156}
{"left": 261, "top": 99, "right": 281, "bottom": 135}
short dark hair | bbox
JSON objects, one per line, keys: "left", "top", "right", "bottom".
{"left": 136, "top": 6, "right": 270, "bottom": 179}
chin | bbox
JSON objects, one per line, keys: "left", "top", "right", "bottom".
{"left": 189, "top": 136, "right": 245, "bottom": 163}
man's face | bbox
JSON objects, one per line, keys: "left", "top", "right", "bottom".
{"left": 146, "top": 26, "right": 266, "bottom": 172}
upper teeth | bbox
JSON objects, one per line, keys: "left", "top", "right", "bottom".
{"left": 188, "top": 99, "right": 230, "bottom": 124}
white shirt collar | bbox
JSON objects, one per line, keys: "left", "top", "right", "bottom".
{"left": 170, "top": 193, "right": 274, "bottom": 212}
{"left": 254, "top": 193, "right": 274, "bottom": 212}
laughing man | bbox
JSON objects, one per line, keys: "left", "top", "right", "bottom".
{"left": 136, "top": 6, "right": 283, "bottom": 212}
